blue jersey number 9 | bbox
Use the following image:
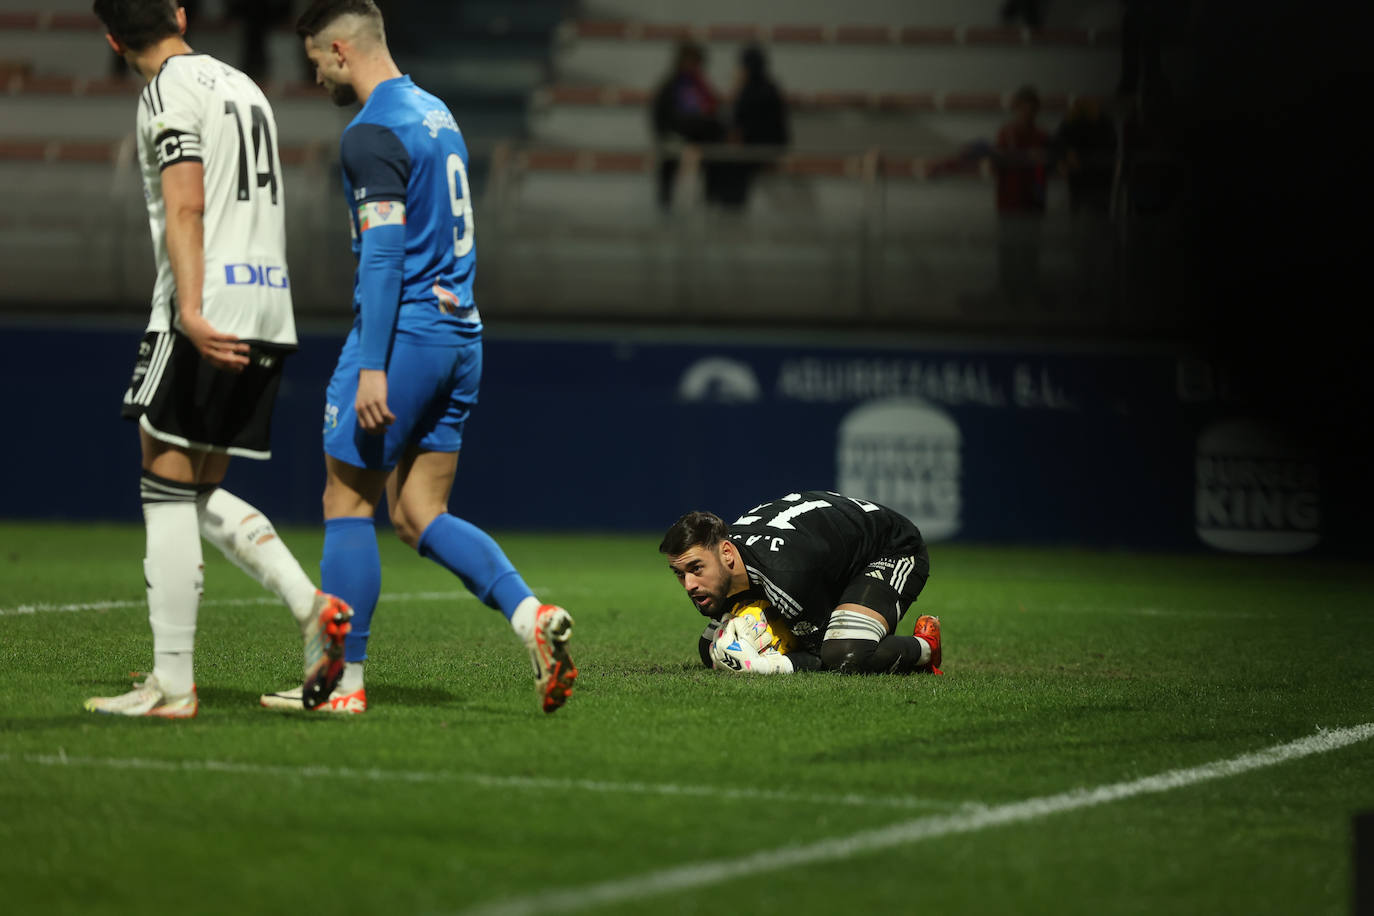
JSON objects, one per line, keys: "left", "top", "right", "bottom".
{"left": 446, "top": 153, "right": 474, "bottom": 257}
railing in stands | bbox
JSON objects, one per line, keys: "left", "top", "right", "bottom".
{"left": 470, "top": 140, "right": 1181, "bottom": 332}
{"left": 561, "top": 20, "right": 1120, "bottom": 47}
{"left": 0, "top": 136, "right": 1185, "bottom": 334}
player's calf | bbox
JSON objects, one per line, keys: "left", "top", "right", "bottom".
{"left": 820, "top": 637, "right": 877, "bottom": 673}
{"left": 197, "top": 487, "right": 321, "bottom": 625}
{"left": 821, "top": 608, "right": 941, "bottom": 674}
{"left": 820, "top": 608, "right": 887, "bottom": 673}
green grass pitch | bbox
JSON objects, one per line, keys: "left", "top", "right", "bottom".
{"left": 2, "top": 520, "right": 1372, "bottom": 915}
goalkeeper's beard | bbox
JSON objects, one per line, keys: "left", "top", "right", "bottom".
{"left": 693, "top": 586, "right": 722, "bottom": 616}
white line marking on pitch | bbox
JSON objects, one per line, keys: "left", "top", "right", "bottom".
{"left": 451, "top": 723, "right": 1374, "bottom": 916}
{"left": 0, "top": 752, "right": 964, "bottom": 813}
{"left": 0, "top": 590, "right": 482, "bottom": 617}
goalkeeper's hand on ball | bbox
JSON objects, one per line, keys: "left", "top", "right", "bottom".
{"left": 708, "top": 618, "right": 757, "bottom": 671}
{"left": 728, "top": 610, "right": 776, "bottom": 655}
{"left": 709, "top": 618, "right": 793, "bottom": 675}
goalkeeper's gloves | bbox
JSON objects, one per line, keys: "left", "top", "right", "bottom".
{"left": 728, "top": 612, "right": 776, "bottom": 656}
{"left": 709, "top": 619, "right": 794, "bottom": 674}
{"left": 698, "top": 618, "right": 725, "bottom": 668}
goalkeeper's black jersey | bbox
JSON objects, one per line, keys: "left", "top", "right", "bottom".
{"left": 728, "top": 491, "right": 926, "bottom": 651}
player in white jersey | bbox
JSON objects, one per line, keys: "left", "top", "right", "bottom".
{"left": 132, "top": 53, "right": 296, "bottom": 352}
{"left": 84, "top": 0, "right": 352, "bottom": 718}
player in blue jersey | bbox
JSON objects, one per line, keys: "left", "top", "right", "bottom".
{"left": 261, "top": 0, "right": 576, "bottom": 715}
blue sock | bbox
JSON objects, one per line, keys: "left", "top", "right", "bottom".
{"left": 322, "top": 516, "right": 381, "bottom": 663}
{"left": 417, "top": 513, "right": 533, "bottom": 618}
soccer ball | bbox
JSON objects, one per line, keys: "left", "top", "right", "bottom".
{"left": 728, "top": 598, "right": 795, "bottom": 655}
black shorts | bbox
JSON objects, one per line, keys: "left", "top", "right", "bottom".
{"left": 120, "top": 330, "right": 292, "bottom": 459}
{"left": 836, "top": 528, "right": 930, "bottom": 631}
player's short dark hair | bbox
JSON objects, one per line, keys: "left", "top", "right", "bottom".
{"left": 295, "top": 0, "right": 383, "bottom": 39}
{"left": 659, "top": 511, "right": 729, "bottom": 556}
{"left": 91, "top": 0, "right": 179, "bottom": 52}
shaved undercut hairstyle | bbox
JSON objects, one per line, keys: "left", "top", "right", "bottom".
{"left": 295, "top": 0, "right": 385, "bottom": 42}
{"left": 659, "top": 511, "right": 729, "bottom": 557}
{"left": 91, "top": 0, "right": 179, "bottom": 51}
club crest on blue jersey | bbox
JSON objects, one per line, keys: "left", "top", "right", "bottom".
{"left": 422, "top": 109, "right": 459, "bottom": 138}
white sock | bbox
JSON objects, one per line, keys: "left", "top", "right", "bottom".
{"left": 197, "top": 488, "right": 317, "bottom": 625}
{"left": 143, "top": 496, "right": 202, "bottom": 697}
{"left": 153, "top": 652, "right": 194, "bottom": 696}
{"left": 339, "top": 661, "right": 365, "bottom": 693}
{"left": 509, "top": 596, "right": 541, "bottom": 643}
{"left": 914, "top": 637, "right": 932, "bottom": 666}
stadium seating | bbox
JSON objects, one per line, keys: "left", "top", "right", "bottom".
{"left": 531, "top": 84, "right": 1085, "bottom": 152}
{"left": 0, "top": 135, "right": 351, "bottom": 309}
{"left": 531, "top": 7, "right": 1118, "bottom": 151}
{"left": 0, "top": 0, "right": 1134, "bottom": 327}
{"left": 0, "top": 73, "right": 352, "bottom": 144}
{"left": 0, "top": 8, "right": 306, "bottom": 80}
{"left": 476, "top": 142, "right": 1079, "bottom": 323}
{"left": 0, "top": 5, "right": 355, "bottom": 313}
{"left": 553, "top": 22, "right": 1118, "bottom": 95}
{"left": 581, "top": 0, "right": 1121, "bottom": 29}
{"left": 476, "top": 1, "right": 1117, "bottom": 322}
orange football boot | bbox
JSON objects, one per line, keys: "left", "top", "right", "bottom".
{"left": 913, "top": 614, "right": 943, "bottom": 674}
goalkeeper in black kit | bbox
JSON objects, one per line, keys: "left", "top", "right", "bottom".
{"left": 659, "top": 491, "right": 942, "bottom": 675}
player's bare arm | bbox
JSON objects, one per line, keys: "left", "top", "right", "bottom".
{"left": 160, "top": 161, "right": 248, "bottom": 371}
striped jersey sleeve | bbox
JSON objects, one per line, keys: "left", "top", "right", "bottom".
{"left": 140, "top": 63, "right": 204, "bottom": 170}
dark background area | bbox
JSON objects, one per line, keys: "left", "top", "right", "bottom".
{"left": 1178, "top": 0, "right": 1371, "bottom": 545}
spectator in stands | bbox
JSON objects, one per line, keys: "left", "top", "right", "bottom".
{"left": 994, "top": 85, "right": 1050, "bottom": 307}
{"left": 1053, "top": 97, "right": 1118, "bottom": 307}
{"left": 926, "top": 85, "right": 1049, "bottom": 308}
{"left": 651, "top": 40, "right": 726, "bottom": 210}
{"left": 714, "top": 43, "right": 790, "bottom": 210}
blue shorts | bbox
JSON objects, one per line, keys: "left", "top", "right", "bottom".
{"left": 323, "top": 328, "right": 482, "bottom": 471}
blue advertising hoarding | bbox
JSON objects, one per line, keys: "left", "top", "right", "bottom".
{"left": 0, "top": 323, "right": 1341, "bottom": 554}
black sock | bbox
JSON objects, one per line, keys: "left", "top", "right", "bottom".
{"left": 870, "top": 635, "right": 929, "bottom": 674}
